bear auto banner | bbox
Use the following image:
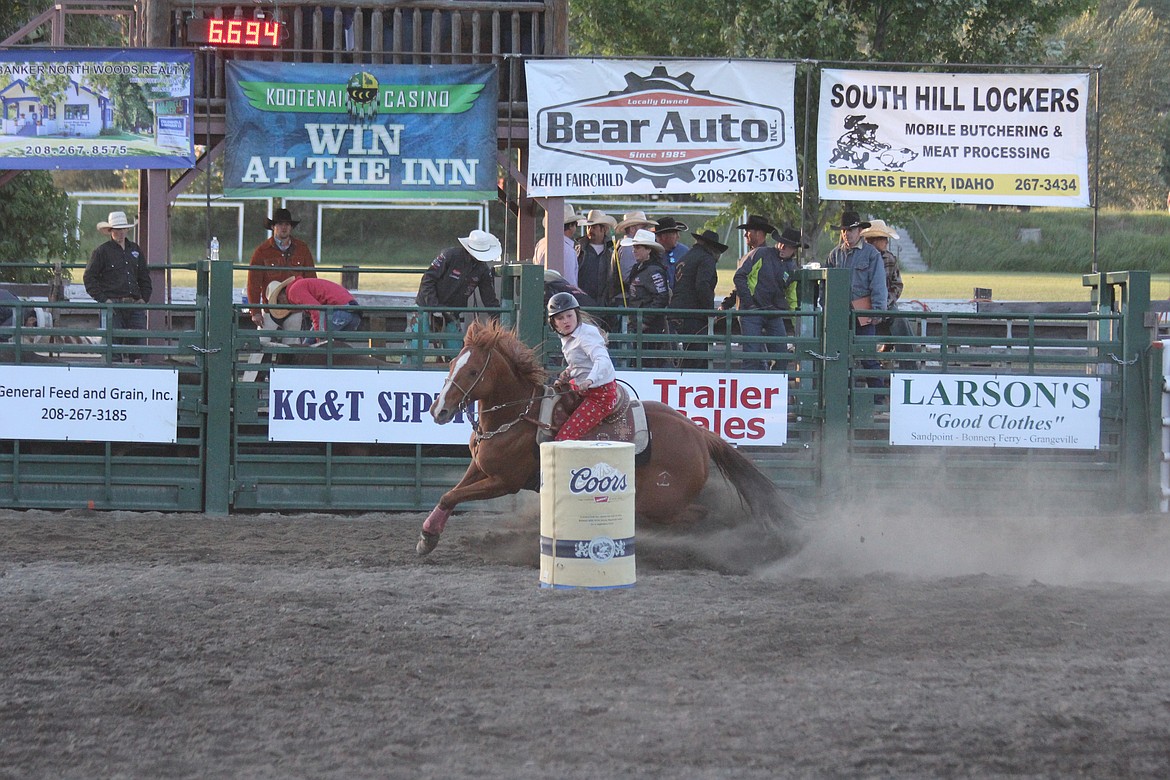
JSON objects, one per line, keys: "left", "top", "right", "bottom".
{"left": 0, "top": 49, "right": 194, "bottom": 170}
{"left": 817, "top": 69, "right": 1090, "bottom": 207}
{"left": 525, "top": 60, "right": 798, "bottom": 196}
{"left": 225, "top": 62, "right": 497, "bottom": 199}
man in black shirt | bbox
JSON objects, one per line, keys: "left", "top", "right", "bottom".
{"left": 84, "top": 211, "right": 151, "bottom": 363}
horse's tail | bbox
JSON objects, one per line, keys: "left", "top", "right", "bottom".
{"left": 705, "top": 432, "right": 806, "bottom": 551}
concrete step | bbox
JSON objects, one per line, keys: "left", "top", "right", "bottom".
{"left": 888, "top": 226, "right": 927, "bottom": 272}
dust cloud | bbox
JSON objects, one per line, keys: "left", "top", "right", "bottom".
{"left": 768, "top": 503, "right": 1170, "bottom": 585}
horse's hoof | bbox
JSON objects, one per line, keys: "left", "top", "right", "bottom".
{"left": 416, "top": 530, "right": 441, "bottom": 556}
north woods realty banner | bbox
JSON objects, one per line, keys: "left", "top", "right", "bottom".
{"left": 224, "top": 63, "right": 497, "bottom": 199}
{"left": 817, "top": 70, "right": 1090, "bottom": 207}
{"left": 526, "top": 60, "right": 798, "bottom": 196}
{"left": 0, "top": 49, "right": 194, "bottom": 170}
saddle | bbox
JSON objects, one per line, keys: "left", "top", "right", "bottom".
{"left": 534, "top": 383, "right": 651, "bottom": 460}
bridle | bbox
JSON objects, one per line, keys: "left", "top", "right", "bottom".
{"left": 443, "top": 346, "right": 493, "bottom": 417}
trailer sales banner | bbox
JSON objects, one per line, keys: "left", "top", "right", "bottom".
{"left": 225, "top": 62, "right": 497, "bottom": 199}
{"left": 889, "top": 373, "right": 1100, "bottom": 449}
{"left": 817, "top": 70, "right": 1090, "bottom": 207}
{"left": 525, "top": 60, "right": 798, "bottom": 196}
{"left": 0, "top": 49, "right": 194, "bottom": 170}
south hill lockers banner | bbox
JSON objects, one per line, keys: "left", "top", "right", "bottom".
{"left": 817, "top": 69, "right": 1090, "bottom": 207}
{"left": 0, "top": 49, "right": 194, "bottom": 170}
{"left": 224, "top": 63, "right": 497, "bottom": 199}
{"left": 526, "top": 60, "right": 798, "bottom": 196}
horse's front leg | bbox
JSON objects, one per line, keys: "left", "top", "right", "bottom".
{"left": 416, "top": 461, "right": 529, "bottom": 556}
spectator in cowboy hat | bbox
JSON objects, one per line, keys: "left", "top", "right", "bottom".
{"left": 266, "top": 276, "right": 362, "bottom": 336}
{"left": 247, "top": 207, "right": 316, "bottom": 331}
{"left": 771, "top": 226, "right": 809, "bottom": 338}
{"left": 733, "top": 214, "right": 790, "bottom": 370}
{"left": 575, "top": 209, "right": 617, "bottom": 304}
{"left": 616, "top": 228, "right": 671, "bottom": 366}
{"left": 410, "top": 229, "right": 503, "bottom": 364}
{"left": 828, "top": 209, "right": 887, "bottom": 390}
{"left": 534, "top": 202, "right": 582, "bottom": 286}
{"left": 654, "top": 216, "right": 690, "bottom": 290}
{"left": 84, "top": 210, "right": 151, "bottom": 363}
{"left": 672, "top": 229, "right": 729, "bottom": 368}
{"left": 861, "top": 218, "right": 915, "bottom": 370}
{"left": 613, "top": 210, "right": 658, "bottom": 283}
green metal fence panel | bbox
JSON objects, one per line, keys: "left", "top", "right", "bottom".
{"left": 0, "top": 298, "right": 207, "bottom": 511}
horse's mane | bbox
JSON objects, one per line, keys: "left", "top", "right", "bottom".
{"left": 463, "top": 319, "right": 547, "bottom": 389}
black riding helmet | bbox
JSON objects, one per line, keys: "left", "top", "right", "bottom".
{"left": 547, "top": 291, "right": 580, "bottom": 325}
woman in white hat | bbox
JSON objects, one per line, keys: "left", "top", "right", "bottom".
{"left": 617, "top": 228, "right": 671, "bottom": 366}
{"left": 860, "top": 219, "right": 915, "bottom": 369}
{"left": 84, "top": 211, "right": 150, "bottom": 363}
{"left": 612, "top": 210, "right": 658, "bottom": 282}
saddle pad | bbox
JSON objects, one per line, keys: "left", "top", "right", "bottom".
{"left": 536, "top": 385, "right": 649, "bottom": 454}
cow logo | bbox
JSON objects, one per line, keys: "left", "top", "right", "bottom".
{"left": 536, "top": 65, "right": 786, "bottom": 187}
{"left": 828, "top": 114, "right": 917, "bottom": 171}
{"left": 345, "top": 71, "right": 380, "bottom": 122}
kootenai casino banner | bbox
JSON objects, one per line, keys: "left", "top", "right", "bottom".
{"left": 225, "top": 62, "right": 497, "bottom": 199}
{"left": 817, "top": 70, "right": 1090, "bottom": 207}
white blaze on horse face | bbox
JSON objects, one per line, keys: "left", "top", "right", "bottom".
{"left": 432, "top": 349, "right": 472, "bottom": 422}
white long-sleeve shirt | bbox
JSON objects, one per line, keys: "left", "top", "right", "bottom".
{"left": 559, "top": 320, "right": 615, "bottom": 388}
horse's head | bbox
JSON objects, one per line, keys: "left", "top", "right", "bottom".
{"left": 430, "top": 320, "right": 548, "bottom": 425}
{"left": 430, "top": 343, "right": 493, "bottom": 425}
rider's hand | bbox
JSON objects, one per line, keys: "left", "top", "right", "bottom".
{"left": 577, "top": 379, "right": 592, "bottom": 392}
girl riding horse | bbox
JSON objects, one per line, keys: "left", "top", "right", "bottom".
{"left": 547, "top": 291, "right": 616, "bottom": 441}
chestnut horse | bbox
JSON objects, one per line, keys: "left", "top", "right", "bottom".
{"left": 416, "top": 320, "right": 803, "bottom": 556}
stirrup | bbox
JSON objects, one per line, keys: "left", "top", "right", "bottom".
{"left": 416, "top": 530, "right": 441, "bottom": 556}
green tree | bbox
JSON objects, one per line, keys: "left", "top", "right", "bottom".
{"left": 1061, "top": 0, "right": 1170, "bottom": 208}
{"left": 569, "top": 0, "right": 1096, "bottom": 238}
{"left": 0, "top": 172, "right": 80, "bottom": 282}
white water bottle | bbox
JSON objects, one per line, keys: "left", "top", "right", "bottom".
{"left": 210, "top": 236, "right": 220, "bottom": 261}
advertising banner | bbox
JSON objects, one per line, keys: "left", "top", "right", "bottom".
{"left": 268, "top": 369, "right": 788, "bottom": 446}
{"left": 526, "top": 60, "right": 798, "bottom": 196}
{"left": 0, "top": 49, "right": 194, "bottom": 170}
{"left": 889, "top": 373, "right": 1100, "bottom": 449}
{"left": 817, "top": 69, "right": 1090, "bottom": 207}
{"left": 0, "top": 366, "right": 179, "bottom": 443}
{"left": 225, "top": 62, "right": 497, "bottom": 199}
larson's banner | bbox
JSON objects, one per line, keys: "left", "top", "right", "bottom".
{"left": 817, "top": 69, "right": 1090, "bottom": 207}
{"left": 225, "top": 62, "right": 497, "bottom": 199}
{"left": 889, "top": 373, "right": 1100, "bottom": 449}
{"left": 0, "top": 49, "right": 194, "bottom": 170}
{"left": 525, "top": 60, "right": 798, "bottom": 195}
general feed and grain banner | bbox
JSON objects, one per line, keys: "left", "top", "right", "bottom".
{"left": 525, "top": 60, "right": 798, "bottom": 196}
{"left": 817, "top": 70, "right": 1090, "bottom": 207}
{"left": 225, "top": 62, "right": 497, "bottom": 199}
{"left": 0, "top": 49, "right": 194, "bottom": 170}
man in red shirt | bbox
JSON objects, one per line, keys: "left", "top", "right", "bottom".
{"left": 247, "top": 208, "right": 316, "bottom": 328}
{"left": 265, "top": 277, "right": 361, "bottom": 333}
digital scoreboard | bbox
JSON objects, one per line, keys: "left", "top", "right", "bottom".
{"left": 186, "top": 18, "right": 285, "bottom": 48}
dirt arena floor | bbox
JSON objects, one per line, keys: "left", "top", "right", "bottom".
{"left": 2, "top": 502, "right": 1170, "bottom": 778}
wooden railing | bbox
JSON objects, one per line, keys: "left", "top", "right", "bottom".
{"left": 154, "top": 0, "right": 567, "bottom": 117}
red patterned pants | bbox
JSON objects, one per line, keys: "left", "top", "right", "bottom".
{"left": 555, "top": 381, "right": 618, "bottom": 441}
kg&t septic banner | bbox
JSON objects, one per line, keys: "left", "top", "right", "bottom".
{"left": 0, "top": 49, "right": 194, "bottom": 170}
{"left": 889, "top": 373, "right": 1100, "bottom": 450}
{"left": 817, "top": 70, "right": 1090, "bottom": 207}
{"left": 225, "top": 62, "right": 497, "bottom": 199}
{"left": 525, "top": 60, "right": 798, "bottom": 195}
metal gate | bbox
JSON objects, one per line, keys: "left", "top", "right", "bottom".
{"left": 0, "top": 265, "right": 1153, "bottom": 514}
